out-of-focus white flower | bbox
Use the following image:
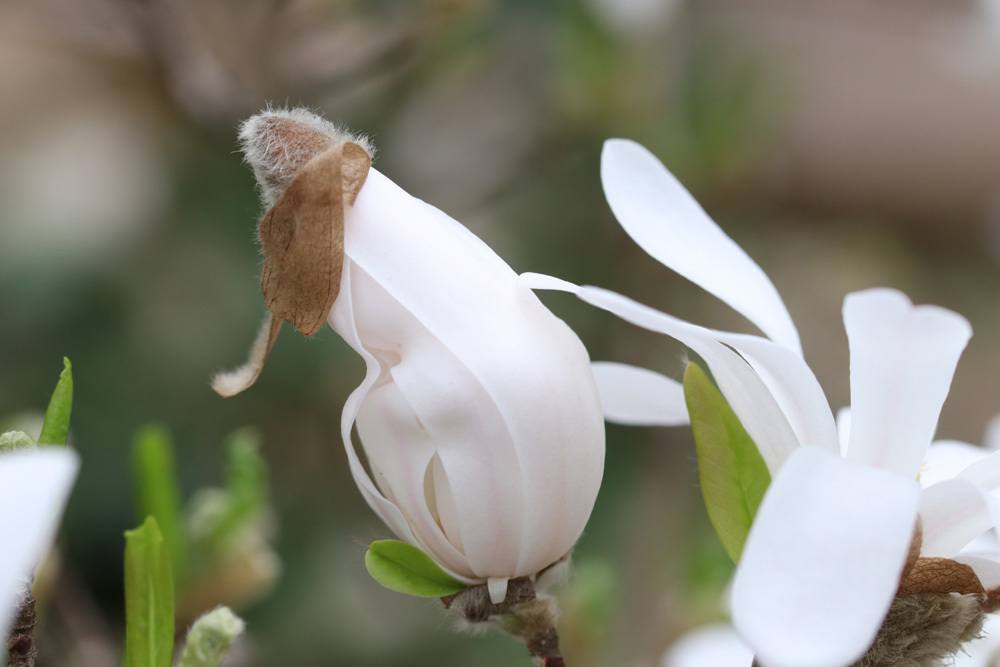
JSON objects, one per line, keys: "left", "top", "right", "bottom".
{"left": 234, "top": 110, "right": 606, "bottom": 602}
{"left": 661, "top": 623, "right": 752, "bottom": 667}
{"left": 0, "top": 448, "right": 78, "bottom": 636}
{"left": 522, "top": 139, "right": 995, "bottom": 666}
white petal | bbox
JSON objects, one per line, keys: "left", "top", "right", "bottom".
{"left": 919, "top": 479, "right": 993, "bottom": 557}
{"left": 591, "top": 361, "right": 687, "bottom": 426}
{"left": 732, "top": 447, "right": 920, "bottom": 667}
{"left": 921, "top": 440, "right": 988, "bottom": 489}
{"left": 843, "top": 288, "right": 972, "bottom": 477}
{"left": 522, "top": 273, "right": 800, "bottom": 472}
{"left": 337, "top": 171, "right": 606, "bottom": 578}
{"left": 950, "top": 613, "right": 1000, "bottom": 666}
{"left": 662, "top": 624, "right": 753, "bottom": 667}
{"left": 487, "top": 577, "right": 509, "bottom": 605}
{"left": 355, "top": 379, "right": 477, "bottom": 578}
{"left": 329, "top": 264, "right": 430, "bottom": 558}
{"left": 601, "top": 139, "right": 800, "bottom": 353}
{"left": 836, "top": 407, "right": 852, "bottom": 456}
{"left": 0, "top": 448, "right": 79, "bottom": 637}
{"left": 718, "top": 333, "right": 838, "bottom": 454}
{"left": 960, "top": 449, "right": 1000, "bottom": 492}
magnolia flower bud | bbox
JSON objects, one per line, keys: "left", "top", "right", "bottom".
{"left": 226, "top": 109, "right": 606, "bottom": 597}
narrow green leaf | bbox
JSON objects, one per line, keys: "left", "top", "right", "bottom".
{"left": 364, "top": 539, "right": 466, "bottom": 598}
{"left": 38, "top": 357, "right": 73, "bottom": 446}
{"left": 684, "top": 362, "right": 771, "bottom": 563}
{"left": 124, "top": 517, "right": 175, "bottom": 667}
{"left": 133, "top": 425, "right": 187, "bottom": 586}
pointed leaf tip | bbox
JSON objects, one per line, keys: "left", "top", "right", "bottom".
{"left": 39, "top": 357, "right": 73, "bottom": 446}
{"left": 364, "top": 540, "right": 466, "bottom": 598}
{"left": 684, "top": 362, "right": 771, "bottom": 562}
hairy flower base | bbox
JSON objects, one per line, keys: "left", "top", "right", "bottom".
{"left": 6, "top": 590, "right": 37, "bottom": 667}
{"left": 855, "top": 593, "right": 985, "bottom": 667}
{"left": 442, "top": 578, "right": 565, "bottom": 666}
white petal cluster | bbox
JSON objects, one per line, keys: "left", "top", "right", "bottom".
{"left": 526, "top": 138, "right": 995, "bottom": 665}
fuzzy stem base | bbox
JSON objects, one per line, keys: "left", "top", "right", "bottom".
{"left": 442, "top": 577, "right": 566, "bottom": 665}
{"left": 6, "top": 592, "right": 37, "bottom": 667}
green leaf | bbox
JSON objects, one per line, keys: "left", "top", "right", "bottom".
{"left": 364, "top": 540, "right": 466, "bottom": 598}
{"left": 124, "top": 517, "right": 175, "bottom": 667}
{"left": 684, "top": 362, "right": 771, "bottom": 563}
{"left": 38, "top": 357, "right": 73, "bottom": 446}
{"left": 133, "top": 425, "right": 187, "bottom": 586}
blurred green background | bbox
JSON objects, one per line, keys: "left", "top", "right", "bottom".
{"left": 3, "top": 1, "right": 1000, "bottom": 665}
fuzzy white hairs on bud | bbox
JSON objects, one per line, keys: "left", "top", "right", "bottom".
{"left": 238, "top": 107, "right": 374, "bottom": 208}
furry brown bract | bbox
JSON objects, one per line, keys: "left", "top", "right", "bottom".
{"left": 853, "top": 593, "right": 984, "bottom": 667}
{"left": 212, "top": 109, "right": 372, "bottom": 397}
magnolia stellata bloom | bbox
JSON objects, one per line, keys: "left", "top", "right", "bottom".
{"left": 521, "top": 139, "right": 1000, "bottom": 666}
{"left": 219, "top": 109, "right": 605, "bottom": 602}
{"left": 0, "top": 446, "right": 78, "bottom": 636}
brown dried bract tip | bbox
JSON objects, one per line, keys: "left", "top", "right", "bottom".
{"left": 898, "top": 557, "right": 985, "bottom": 597}
{"left": 212, "top": 108, "right": 373, "bottom": 398}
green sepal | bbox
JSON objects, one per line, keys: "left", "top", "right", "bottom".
{"left": 364, "top": 539, "right": 466, "bottom": 598}
{"left": 38, "top": 357, "right": 73, "bottom": 446}
{"left": 684, "top": 361, "right": 771, "bottom": 562}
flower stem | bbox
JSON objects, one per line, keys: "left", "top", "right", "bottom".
{"left": 442, "top": 577, "right": 567, "bottom": 665}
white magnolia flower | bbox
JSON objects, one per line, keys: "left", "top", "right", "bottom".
{"left": 522, "top": 139, "right": 998, "bottom": 666}
{"left": 0, "top": 447, "right": 78, "bottom": 636}
{"left": 236, "top": 110, "right": 606, "bottom": 602}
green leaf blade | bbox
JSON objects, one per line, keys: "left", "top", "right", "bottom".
{"left": 133, "top": 425, "right": 187, "bottom": 586}
{"left": 124, "top": 517, "right": 175, "bottom": 667}
{"left": 364, "top": 540, "right": 466, "bottom": 598}
{"left": 684, "top": 362, "right": 771, "bottom": 563}
{"left": 38, "top": 357, "right": 73, "bottom": 446}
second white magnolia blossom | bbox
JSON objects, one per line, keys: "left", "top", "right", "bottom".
{"left": 522, "top": 139, "right": 1000, "bottom": 665}
{"left": 0, "top": 447, "right": 78, "bottom": 638}
{"left": 241, "top": 111, "right": 606, "bottom": 602}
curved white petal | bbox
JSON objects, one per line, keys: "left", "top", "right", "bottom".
{"left": 919, "top": 479, "right": 993, "bottom": 557}
{"left": 522, "top": 273, "right": 799, "bottom": 472}
{"left": 0, "top": 448, "right": 78, "bottom": 637}
{"left": 662, "top": 624, "right": 753, "bottom": 667}
{"left": 355, "top": 379, "right": 478, "bottom": 579}
{"left": 836, "top": 407, "right": 852, "bottom": 456}
{"left": 844, "top": 288, "right": 972, "bottom": 478}
{"left": 335, "top": 170, "right": 605, "bottom": 579}
{"left": 601, "top": 139, "right": 800, "bottom": 353}
{"left": 732, "top": 447, "right": 920, "bottom": 667}
{"left": 960, "top": 450, "right": 1000, "bottom": 492}
{"left": 718, "top": 333, "right": 838, "bottom": 454}
{"left": 591, "top": 361, "right": 687, "bottom": 426}
{"left": 921, "top": 440, "right": 987, "bottom": 489}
